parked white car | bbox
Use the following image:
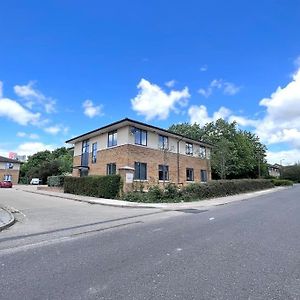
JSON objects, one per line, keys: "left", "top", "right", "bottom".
{"left": 30, "top": 178, "right": 40, "bottom": 185}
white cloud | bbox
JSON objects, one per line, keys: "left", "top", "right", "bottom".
{"left": 223, "top": 82, "right": 241, "bottom": 95}
{"left": 200, "top": 65, "right": 208, "bottom": 72}
{"left": 267, "top": 149, "right": 300, "bottom": 165}
{"left": 0, "top": 98, "right": 40, "bottom": 125}
{"left": 17, "top": 132, "right": 26, "bottom": 137}
{"left": 17, "top": 132, "right": 39, "bottom": 139}
{"left": 44, "top": 124, "right": 69, "bottom": 135}
{"left": 165, "top": 80, "right": 176, "bottom": 88}
{"left": 198, "top": 79, "right": 240, "bottom": 97}
{"left": 188, "top": 105, "right": 231, "bottom": 126}
{"left": 14, "top": 81, "right": 56, "bottom": 113}
{"left": 228, "top": 115, "right": 259, "bottom": 127}
{"left": 16, "top": 142, "right": 55, "bottom": 156}
{"left": 294, "top": 55, "right": 300, "bottom": 67}
{"left": 131, "top": 78, "right": 190, "bottom": 120}
{"left": 82, "top": 99, "right": 103, "bottom": 118}
{"left": 256, "top": 68, "right": 300, "bottom": 148}
{"left": 0, "top": 81, "right": 3, "bottom": 98}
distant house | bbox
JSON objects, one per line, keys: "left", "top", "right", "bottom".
{"left": 0, "top": 156, "right": 21, "bottom": 184}
{"left": 66, "top": 118, "right": 212, "bottom": 186}
{"left": 268, "top": 164, "right": 281, "bottom": 178}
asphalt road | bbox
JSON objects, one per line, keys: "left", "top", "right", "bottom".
{"left": 0, "top": 186, "right": 299, "bottom": 299}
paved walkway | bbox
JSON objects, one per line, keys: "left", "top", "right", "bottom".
{"left": 14, "top": 185, "right": 290, "bottom": 210}
{"left": 0, "top": 207, "right": 15, "bottom": 231}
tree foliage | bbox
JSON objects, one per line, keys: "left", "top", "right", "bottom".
{"left": 281, "top": 164, "right": 300, "bottom": 182}
{"left": 169, "top": 119, "right": 268, "bottom": 179}
{"left": 20, "top": 147, "right": 73, "bottom": 184}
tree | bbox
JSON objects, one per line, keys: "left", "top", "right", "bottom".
{"left": 20, "top": 147, "right": 73, "bottom": 183}
{"left": 169, "top": 119, "right": 268, "bottom": 179}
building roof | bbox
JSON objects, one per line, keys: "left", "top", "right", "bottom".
{"left": 66, "top": 117, "right": 213, "bottom": 147}
{"left": 0, "top": 156, "right": 21, "bottom": 164}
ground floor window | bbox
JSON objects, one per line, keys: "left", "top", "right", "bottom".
{"left": 79, "top": 168, "right": 89, "bottom": 177}
{"left": 158, "top": 165, "right": 169, "bottom": 181}
{"left": 186, "top": 168, "right": 194, "bottom": 181}
{"left": 200, "top": 169, "right": 207, "bottom": 182}
{"left": 134, "top": 162, "right": 147, "bottom": 180}
{"left": 107, "top": 163, "right": 116, "bottom": 175}
{"left": 4, "top": 174, "right": 12, "bottom": 181}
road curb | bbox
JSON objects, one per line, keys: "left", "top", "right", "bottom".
{"left": 0, "top": 207, "right": 15, "bottom": 232}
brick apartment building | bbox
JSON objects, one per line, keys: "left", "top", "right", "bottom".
{"left": 66, "top": 118, "right": 212, "bottom": 187}
{"left": 0, "top": 155, "right": 21, "bottom": 184}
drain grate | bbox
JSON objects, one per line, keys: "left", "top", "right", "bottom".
{"left": 175, "top": 209, "right": 208, "bottom": 214}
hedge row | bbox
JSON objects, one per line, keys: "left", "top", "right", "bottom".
{"left": 271, "top": 179, "right": 293, "bottom": 186}
{"left": 122, "top": 179, "right": 275, "bottom": 203}
{"left": 64, "top": 175, "right": 122, "bottom": 199}
{"left": 47, "top": 175, "right": 65, "bottom": 187}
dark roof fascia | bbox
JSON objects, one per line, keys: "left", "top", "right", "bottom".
{"left": 65, "top": 117, "right": 213, "bottom": 147}
{"left": 0, "top": 156, "right": 21, "bottom": 163}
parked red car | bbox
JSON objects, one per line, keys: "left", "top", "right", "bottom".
{"left": 0, "top": 181, "right": 13, "bottom": 188}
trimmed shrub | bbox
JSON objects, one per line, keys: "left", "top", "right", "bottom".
{"left": 64, "top": 175, "right": 122, "bottom": 199}
{"left": 122, "top": 179, "right": 275, "bottom": 203}
{"left": 271, "top": 179, "right": 293, "bottom": 186}
{"left": 47, "top": 175, "right": 65, "bottom": 187}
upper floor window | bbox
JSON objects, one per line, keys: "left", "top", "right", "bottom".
{"left": 159, "top": 135, "right": 169, "bottom": 149}
{"left": 82, "top": 140, "right": 89, "bottom": 153}
{"left": 186, "top": 168, "right": 194, "bottom": 181}
{"left": 92, "top": 142, "right": 97, "bottom": 163}
{"left": 199, "top": 146, "right": 206, "bottom": 159}
{"left": 134, "top": 128, "right": 147, "bottom": 146}
{"left": 134, "top": 162, "right": 147, "bottom": 180}
{"left": 5, "top": 163, "right": 14, "bottom": 169}
{"left": 81, "top": 140, "right": 89, "bottom": 166}
{"left": 107, "top": 163, "right": 116, "bottom": 175}
{"left": 108, "top": 130, "right": 117, "bottom": 147}
{"left": 186, "top": 142, "right": 193, "bottom": 155}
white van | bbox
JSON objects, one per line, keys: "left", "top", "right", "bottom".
{"left": 30, "top": 178, "right": 40, "bottom": 185}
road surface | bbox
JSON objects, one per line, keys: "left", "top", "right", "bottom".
{"left": 0, "top": 186, "right": 299, "bottom": 299}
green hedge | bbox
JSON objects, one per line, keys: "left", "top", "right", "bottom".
{"left": 47, "top": 175, "right": 65, "bottom": 187}
{"left": 271, "top": 179, "right": 293, "bottom": 186}
{"left": 64, "top": 175, "right": 122, "bottom": 199}
{"left": 122, "top": 179, "right": 275, "bottom": 203}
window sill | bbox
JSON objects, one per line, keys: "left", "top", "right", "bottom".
{"left": 159, "top": 180, "right": 170, "bottom": 182}
{"left": 133, "top": 180, "right": 148, "bottom": 182}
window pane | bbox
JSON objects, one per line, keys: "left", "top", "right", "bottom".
{"left": 141, "top": 131, "right": 147, "bottom": 146}
{"left": 140, "top": 163, "right": 147, "bottom": 180}
{"left": 134, "top": 162, "right": 139, "bottom": 179}
{"left": 134, "top": 129, "right": 140, "bottom": 144}
{"left": 108, "top": 131, "right": 117, "bottom": 147}
{"left": 201, "top": 170, "right": 207, "bottom": 182}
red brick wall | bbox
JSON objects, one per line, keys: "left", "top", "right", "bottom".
{"left": 0, "top": 169, "right": 20, "bottom": 184}
{"left": 72, "top": 144, "right": 211, "bottom": 186}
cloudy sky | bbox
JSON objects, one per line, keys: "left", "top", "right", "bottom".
{"left": 0, "top": 1, "right": 300, "bottom": 165}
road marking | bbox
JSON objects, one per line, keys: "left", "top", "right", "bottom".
{"left": 209, "top": 217, "right": 215, "bottom": 221}
{"left": 0, "top": 221, "right": 142, "bottom": 256}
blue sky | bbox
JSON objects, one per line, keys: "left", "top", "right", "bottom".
{"left": 1, "top": 0, "right": 300, "bottom": 164}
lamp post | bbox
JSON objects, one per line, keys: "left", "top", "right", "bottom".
{"left": 280, "top": 159, "right": 285, "bottom": 178}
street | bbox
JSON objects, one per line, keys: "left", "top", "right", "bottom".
{"left": 0, "top": 186, "right": 299, "bottom": 299}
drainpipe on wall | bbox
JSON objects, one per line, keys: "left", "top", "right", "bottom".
{"left": 177, "top": 137, "right": 184, "bottom": 185}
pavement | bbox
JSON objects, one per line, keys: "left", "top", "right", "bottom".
{"left": 15, "top": 184, "right": 290, "bottom": 209}
{"left": 0, "top": 207, "right": 15, "bottom": 231}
